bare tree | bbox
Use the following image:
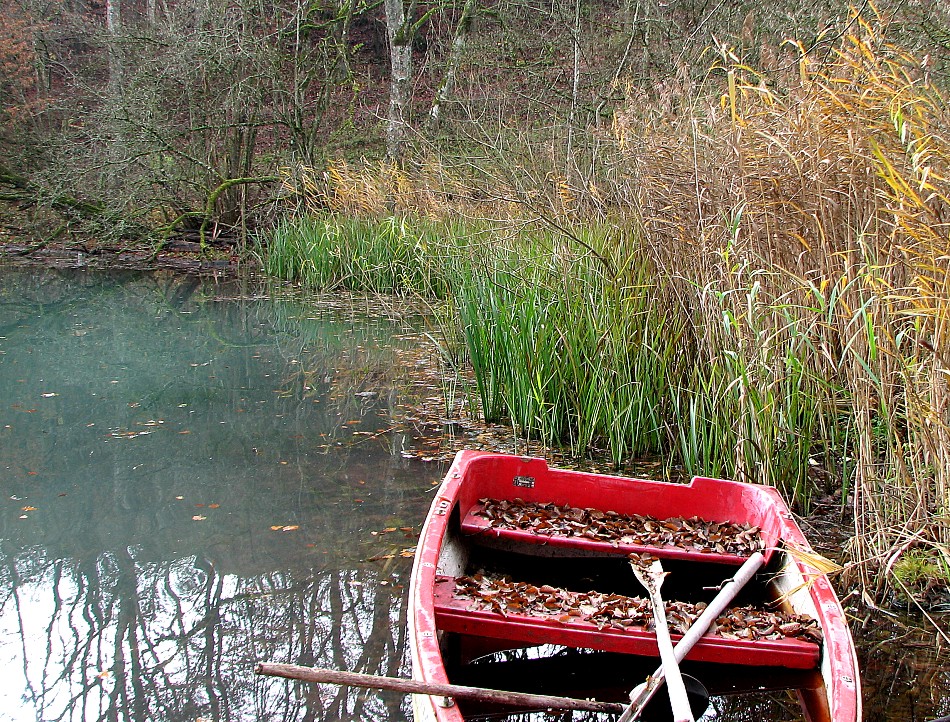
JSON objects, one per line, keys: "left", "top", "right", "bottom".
{"left": 426, "top": 0, "right": 477, "bottom": 135}
{"left": 384, "top": 0, "right": 411, "bottom": 160}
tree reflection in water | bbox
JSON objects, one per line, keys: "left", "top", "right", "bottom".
{"left": 0, "top": 266, "right": 437, "bottom": 721}
{"left": 0, "top": 548, "right": 415, "bottom": 721}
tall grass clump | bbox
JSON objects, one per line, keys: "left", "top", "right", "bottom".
{"left": 260, "top": 214, "right": 468, "bottom": 298}
{"left": 454, "top": 225, "right": 684, "bottom": 466}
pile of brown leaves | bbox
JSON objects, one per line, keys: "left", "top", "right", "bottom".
{"left": 453, "top": 573, "right": 822, "bottom": 644}
{"left": 475, "top": 499, "right": 766, "bottom": 556}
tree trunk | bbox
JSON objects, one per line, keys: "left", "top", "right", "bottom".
{"left": 336, "top": 0, "right": 356, "bottom": 80}
{"left": 565, "top": 0, "right": 581, "bottom": 183}
{"left": 106, "top": 0, "right": 121, "bottom": 84}
{"left": 426, "top": 0, "right": 477, "bottom": 136}
{"left": 384, "top": 0, "right": 411, "bottom": 161}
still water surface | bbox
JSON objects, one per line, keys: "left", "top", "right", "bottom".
{"left": 0, "top": 266, "right": 440, "bottom": 721}
{"left": 0, "top": 265, "right": 945, "bottom": 722}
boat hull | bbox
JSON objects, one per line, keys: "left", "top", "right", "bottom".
{"left": 409, "top": 450, "right": 861, "bottom": 722}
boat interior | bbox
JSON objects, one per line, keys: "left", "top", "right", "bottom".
{"left": 431, "top": 495, "right": 831, "bottom": 722}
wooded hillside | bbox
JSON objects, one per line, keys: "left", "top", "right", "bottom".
{"left": 1, "top": 0, "right": 948, "bottom": 246}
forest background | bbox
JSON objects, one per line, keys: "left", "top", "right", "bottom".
{"left": 1, "top": 0, "right": 949, "bottom": 610}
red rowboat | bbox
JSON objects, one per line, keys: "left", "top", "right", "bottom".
{"left": 409, "top": 450, "right": 861, "bottom": 722}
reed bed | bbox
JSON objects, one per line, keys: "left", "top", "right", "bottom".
{"left": 263, "top": 14, "right": 949, "bottom": 598}
{"left": 608, "top": 16, "right": 950, "bottom": 593}
{"left": 262, "top": 214, "right": 465, "bottom": 298}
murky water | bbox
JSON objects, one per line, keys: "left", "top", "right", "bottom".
{"left": 0, "top": 264, "right": 946, "bottom": 722}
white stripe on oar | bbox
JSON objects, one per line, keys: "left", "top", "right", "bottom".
{"left": 619, "top": 551, "right": 766, "bottom": 722}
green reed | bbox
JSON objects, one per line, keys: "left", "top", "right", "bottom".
{"left": 260, "top": 215, "right": 466, "bottom": 298}
{"left": 262, "top": 214, "right": 847, "bottom": 495}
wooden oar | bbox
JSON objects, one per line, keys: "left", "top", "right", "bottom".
{"left": 255, "top": 663, "right": 626, "bottom": 714}
{"left": 629, "top": 555, "right": 695, "bottom": 722}
{"left": 619, "top": 551, "right": 766, "bottom": 722}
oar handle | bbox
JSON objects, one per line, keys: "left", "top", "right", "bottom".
{"left": 255, "top": 663, "right": 626, "bottom": 714}
{"left": 648, "top": 584, "right": 694, "bottom": 722}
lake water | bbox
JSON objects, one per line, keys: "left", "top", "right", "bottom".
{"left": 0, "top": 266, "right": 442, "bottom": 721}
{"left": 0, "top": 263, "right": 946, "bottom": 722}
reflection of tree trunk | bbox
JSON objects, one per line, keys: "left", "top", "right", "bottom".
{"left": 112, "top": 547, "right": 148, "bottom": 721}
{"left": 197, "top": 556, "right": 227, "bottom": 720}
{"left": 326, "top": 570, "right": 349, "bottom": 719}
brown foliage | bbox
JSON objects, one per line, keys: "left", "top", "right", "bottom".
{"left": 0, "top": 1, "right": 46, "bottom": 130}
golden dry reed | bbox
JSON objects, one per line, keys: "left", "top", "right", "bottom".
{"left": 610, "top": 12, "right": 949, "bottom": 595}
{"left": 268, "top": 9, "right": 949, "bottom": 599}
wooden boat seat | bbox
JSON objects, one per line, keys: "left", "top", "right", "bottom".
{"left": 460, "top": 503, "right": 755, "bottom": 566}
{"left": 432, "top": 575, "right": 820, "bottom": 669}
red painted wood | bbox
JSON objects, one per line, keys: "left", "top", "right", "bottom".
{"left": 432, "top": 575, "right": 820, "bottom": 669}
{"left": 409, "top": 451, "right": 862, "bottom": 722}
